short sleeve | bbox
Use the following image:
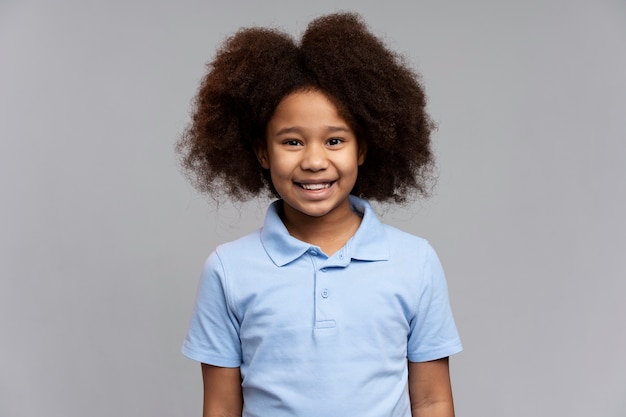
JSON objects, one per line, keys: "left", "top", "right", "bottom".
{"left": 181, "top": 251, "right": 242, "bottom": 367}
{"left": 407, "top": 243, "right": 463, "bottom": 362}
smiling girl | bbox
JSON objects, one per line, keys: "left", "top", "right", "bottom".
{"left": 178, "top": 12, "right": 462, "bottom": 417}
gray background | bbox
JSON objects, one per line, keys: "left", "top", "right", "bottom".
{"left": 1, "top": 0, "right": 625, "bottom": 416}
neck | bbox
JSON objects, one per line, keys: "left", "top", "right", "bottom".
{"left": 280, "top": 201, "right": 362, "bottom": 256}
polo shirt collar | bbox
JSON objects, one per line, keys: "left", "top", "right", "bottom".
{"left": 260, "top": 195, "right": 389, "bottom": 267}
{"left": 347, "top": 196, "right": 389, "bottom": 262}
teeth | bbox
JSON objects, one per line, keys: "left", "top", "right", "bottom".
{"left": 300, "top": 183, "right": 331, "bottom": 190}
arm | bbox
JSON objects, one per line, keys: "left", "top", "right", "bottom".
{"left": 408, "top": 357, "right": 455, "bottom": 417}
{"left": 201, "top": 363, "right": 243, "bottom": 417}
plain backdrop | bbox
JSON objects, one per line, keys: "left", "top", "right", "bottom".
{"left": 1, "top": 1, "right": 625, "bottom": 416}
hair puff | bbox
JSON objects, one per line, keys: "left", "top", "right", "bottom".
{"left": 177, "top": 12, "right": 436, "bottom": 203}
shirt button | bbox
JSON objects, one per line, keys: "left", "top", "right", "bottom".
{"left": 321, "top": 289, "right": 329, "bottom": 298}
{"left": 309, "top": 249, "right": 318, "bottom": 256}
{"left": 321, "top": 268, "right": 327, "bottom": 272}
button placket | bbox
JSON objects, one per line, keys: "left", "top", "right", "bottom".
{"left": 314, "top": 261, "right": 335, "bottom": 330}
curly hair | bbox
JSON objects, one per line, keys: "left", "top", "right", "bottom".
{"left": 176, "top": 12, "right": 436, "bottom": 203}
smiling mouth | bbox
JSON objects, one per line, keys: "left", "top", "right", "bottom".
{"left": 298, "top": 182, "right": 334, "bottom": 190}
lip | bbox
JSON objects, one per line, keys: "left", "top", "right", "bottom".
{"left": 294, "top": 180, "right": 336, "bottom": 198}
{"left": 297, "top": 181, "right": 334, "bottom": 190}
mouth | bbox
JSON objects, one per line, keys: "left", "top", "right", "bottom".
{"left": 297, "top": 181, "right": 335, "bottom": 190}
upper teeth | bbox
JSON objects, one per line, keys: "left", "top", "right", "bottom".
{"left": 301, "top": 183, "right": 330, "bottom": 190}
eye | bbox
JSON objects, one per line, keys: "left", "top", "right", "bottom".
{"left": 327, "top": 137, "right": 343, "bottom": 146}
{"left": 283, "top": 139, "right": 302, "bottom": 146}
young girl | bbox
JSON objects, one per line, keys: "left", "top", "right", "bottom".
{"left": 178, "top": 12, "right": 462, "bottom": 417}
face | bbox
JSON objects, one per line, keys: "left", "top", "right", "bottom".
{"left": 257, "top": 89, "right": 366, "bottom": 222}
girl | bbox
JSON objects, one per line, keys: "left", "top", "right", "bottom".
{"left": 178, "top": 12, "right": 462, "bottom": 417}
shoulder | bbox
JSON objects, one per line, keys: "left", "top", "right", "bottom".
{"left": 377, "top": 223, "right": 445, "bottom": 282}
{"left": 381, "top": 223, "right": 434, "bottom": 256}
{"left": 382, "top": 223, "right": 429, "bottom": 246}
{"left": 350, "top": 196, "right": 437, "bottom": 264}
{"left": 212, "top": 228, "right": 264, "bottom": 263}
{"left": 199, "top": 228, "right": 268, "bottom": 295}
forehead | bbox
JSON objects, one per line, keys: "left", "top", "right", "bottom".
{"left": 267, "top": 90, "right": 352, "bottom": 132}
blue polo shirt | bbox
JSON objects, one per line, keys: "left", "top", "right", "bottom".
{"left": 182, "top": 196, "right": 462, "bottom": 417}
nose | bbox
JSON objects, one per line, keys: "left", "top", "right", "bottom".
{"left": 301, "top": 143, "right": 328, "bottom": 171}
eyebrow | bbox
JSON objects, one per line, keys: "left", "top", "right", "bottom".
{"left": 274, "top": 125, "right": 351, "bottom": 136}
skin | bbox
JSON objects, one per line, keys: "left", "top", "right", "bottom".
{"left": 255, "top": 89, "right": 366, "bottom": 256}
{"left": 409, "top": 358, "right": 456, "bottom": 417}
{"left": 201, "top": 363, "right": 242, "bottom": 417}
{"left": 201, "top": 89, "right": 455, "bottom": 417}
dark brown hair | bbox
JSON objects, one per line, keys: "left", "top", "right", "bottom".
{"left": 176, "top": 12, "right": 436, "bottom": 203}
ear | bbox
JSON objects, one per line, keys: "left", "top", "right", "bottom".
{"left": 253, "top": 140, "right": 270, "bottom": 169}
{"left": 357, "top": 142, "right": 367, "bottom": 166}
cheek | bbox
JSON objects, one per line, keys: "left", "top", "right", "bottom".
{"left": 268, "top": 163, "right": 291, "bottom": 192}
{"left": 267, "top": 158, "right": 288, "bottom": 177}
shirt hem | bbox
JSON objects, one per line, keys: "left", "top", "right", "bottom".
{"left": 181, "top": 345, "right": 241, "bottom": 368}
{"left": 407, "top": 342, "right": 463, "bottom": 363}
